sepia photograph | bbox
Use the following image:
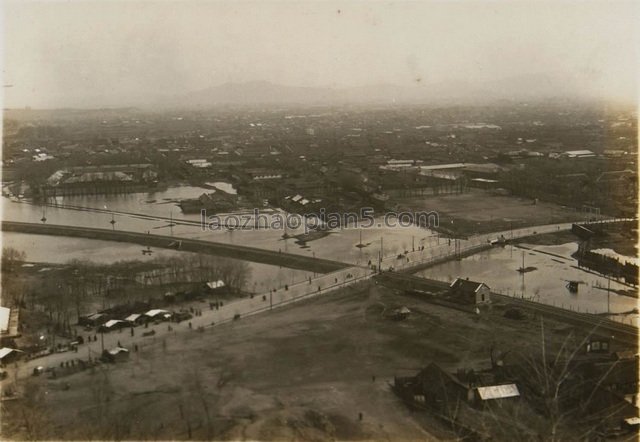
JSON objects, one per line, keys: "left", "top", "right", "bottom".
{"left": 1, "top": 1, "right": 638, "bottom": 440}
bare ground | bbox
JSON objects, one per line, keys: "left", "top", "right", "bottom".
{"left": 396, "top": 189, "right": 586, "bottom": 236}
{"left": 2, "top": 281, "right": 598, "bottom": 441}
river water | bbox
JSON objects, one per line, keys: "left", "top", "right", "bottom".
{"left": 2, "top": 186, "right": 637, "bottom": 321}
{"left": 416, "top": 242, "right": 639, "bottom": 325}
{"left": 1, "top": 185, "right": 430, "bottom": 293}
{"left": 1, "top": 232, "right": 313, "bottom": 294}
{"left": 1, "top": 186, "right": 437, "bottom": 265}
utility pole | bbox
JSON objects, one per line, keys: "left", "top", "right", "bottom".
{"left": 607, "top": 277, "right": 611, "bottom": 314}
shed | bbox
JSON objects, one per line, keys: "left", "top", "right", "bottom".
{"left": 124, "top": 314, "right": 144, "bottom": 325}
{"left": 0, "top": 347, "right": 23, "bottom": 364}
{"left": 99, "top": 319, "right": 128, "bottom": 332}
{"left": 205, "top": 280, "right": 226, "bottom": 293}
{"left": 475, "top": 384, "right": 520, "bottom": 401}
{"left": 413, "top": 363, "right": 473, "bottom": 410}
{"left": 145, "top": 309, "right": 171, "bottom": 321}
{"left": 79, "top": 312, "right": 109, "bottom": 327}
{"left": 449, "top": 278, "right": 491, "bottom": 305}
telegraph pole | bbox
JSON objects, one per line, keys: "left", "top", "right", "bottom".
{"left": 607, "top": 277, "right": 611, "bottom": 313}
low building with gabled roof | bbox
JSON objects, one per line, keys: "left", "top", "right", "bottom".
{"left": 449, "top": 277, "right": 491, "bottom": 305}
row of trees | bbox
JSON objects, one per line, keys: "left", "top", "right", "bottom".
{"left": 2, "top": 247, "right": 251, "bottom": 336}
{"left": 138, "top": 254, "right": 250, "bottom": 291}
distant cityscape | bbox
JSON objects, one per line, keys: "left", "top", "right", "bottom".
{"left": 1, "top": 0, "right": 638, "bottom": 440}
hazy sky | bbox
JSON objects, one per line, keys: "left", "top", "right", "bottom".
{"left": 3, "top": 0, "right": 638, "bottom": 108}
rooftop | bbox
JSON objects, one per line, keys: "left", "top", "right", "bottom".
{"left": 450, "top": 278, "right": 489, "bottom": 293}
{"left": 476, "top": 384, "right": 520, "bottom": 400}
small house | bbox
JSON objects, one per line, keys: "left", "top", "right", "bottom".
{"left": 205, "top": 280, "right": 226, "bottom": 294}
{"left": 98, "top": 319, "right": 128, "bottom": 333}
{"left": 144, "top": 309, "right": 171, "bottom": 322}
{"left": 586, "top": 338, "right": 610, "bottom": 354}
{"left": 79, "top": 312, "right": 109, "bottom": 327}
{"left": 124, "top": 314, "right": 144, "bottom": 326}
{"left": 394, "top": 363, "right": 472, "bottom": 413}
{"left": 0, "top": 347, "right": 23, "bottom": 365}
{"left": 449, "top": 278, "right": 491, "bottom": 305}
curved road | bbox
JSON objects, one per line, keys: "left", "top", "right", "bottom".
{"left": 1, "top": 221, "right": 350, "bottom": 273}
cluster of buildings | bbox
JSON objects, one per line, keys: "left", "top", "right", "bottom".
{"left": 392, "top": 276, "right": 639, "bottom": 438}
{"left": 79, "top": 279, "right": 228, "bottom": 332}
{"left": 41, "top": 164, "right": 158, "bottom": 197}
{"left": 394, "top": 343, "right": 639, "bottom": 439}
{"left": 2, "top": 105, "right": 636, "bottom": 219}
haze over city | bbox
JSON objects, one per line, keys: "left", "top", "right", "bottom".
{"left": 1, "top": 2, "right": 639, "bottom": 441}
{"left": 3, "top": 0, "right": 639, "bottom": 108}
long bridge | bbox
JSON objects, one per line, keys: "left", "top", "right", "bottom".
{"left": 0, "top": 221, "right": 350, "bottom": 274}
{"left": 3, "top": 218, "right": 636, "bottom": 334}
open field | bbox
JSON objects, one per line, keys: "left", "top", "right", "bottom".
{"left": 396, "top": 189, "right": 586, "bottom": 236}
{"left": 1, "top": 281, "right": 608, "bottom": 440}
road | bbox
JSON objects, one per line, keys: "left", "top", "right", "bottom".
{"left": 375, "top": 271, "right": 639, "bottom": 346}
{"left": 1, "top": 221, "right": 350, "bottom": 273}
{"left": 3, "top": 264, "right": 372, "bottom": 383}
{"left": 377, "top": 218, "right": 636, "bottom": 274}
{"left": 3, "top": 218, "right": 635, "bottom": 384}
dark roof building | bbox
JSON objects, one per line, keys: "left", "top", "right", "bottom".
{"left": 449, "top": 278, "right": 491, "bottom": 305}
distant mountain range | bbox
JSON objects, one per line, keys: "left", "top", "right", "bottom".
{"left": 6, "top": 72, "right": 625, "bottom": 110}
{"left": 158, "top": 73, "right": 605, "bottom": 108}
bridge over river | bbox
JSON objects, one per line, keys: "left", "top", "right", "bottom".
{"left": 3, "top": 218, "right": 634, "bottom": 277}
{"left": 1, "top": 221, "right": 350, "bottom": 274}
{"left": 3, "top": 218, "right": 636, "bottom": 382}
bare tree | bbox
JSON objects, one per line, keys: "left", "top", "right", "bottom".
{"left": 1, "top": 247, "right": 28, "bottom": 307}
{"left": 516, "top": 318, "right": 625, "bottom": 440}
{"left": 2, "top": 246, "right": 27, "bottom": 272}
